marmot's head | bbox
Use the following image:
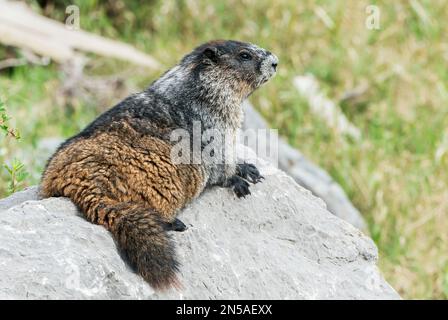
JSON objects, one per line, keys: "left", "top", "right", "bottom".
{"left": 150, "top": 40, "right": 278, "bottom": 124}
{"left": 182, "top": 40, "right": 278, "bottom": 99}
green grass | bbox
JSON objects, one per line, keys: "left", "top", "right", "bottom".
{"left": 0, "top": 99, "right": 28, "bottom": 195}
{"left": 1, "top": 0, "right": 448, "bottom": 299}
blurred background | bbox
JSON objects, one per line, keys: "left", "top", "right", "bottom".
{"left": 0, "top": 0, "right": 447, "bottom": 299}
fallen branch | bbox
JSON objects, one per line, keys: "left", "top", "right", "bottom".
{"left": 0, "top": 57, "right": 26, "bottom": 70}
{"left": 0, "top": 49, "right": 51, "bottom": 70}
{"left": 0, "top": 0, "right": 161, "bottom": 69}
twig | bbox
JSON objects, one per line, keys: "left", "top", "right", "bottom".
{"left": 0, "top": 57, "right": 26, "bottom": 70}
{"left": 293, "top": 74, "right": 361, "bottom": 140}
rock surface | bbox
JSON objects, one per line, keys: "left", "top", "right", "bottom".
{"left": 0, "top": 147, "right": 399, "bottom": 299}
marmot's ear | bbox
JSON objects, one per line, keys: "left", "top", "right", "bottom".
{"left": 203, "top": 47, "right": 219, "bottom": 63}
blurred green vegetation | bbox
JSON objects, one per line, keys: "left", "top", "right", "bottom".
{"left": 0, "top": 100, "right": 28, "bottom": 194}
{"left": 1, "top": 0, "right": 447, "bottom": 299}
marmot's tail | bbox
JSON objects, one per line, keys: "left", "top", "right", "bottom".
{"left": 105, "top": 203, "right": 180, "bottom": 290}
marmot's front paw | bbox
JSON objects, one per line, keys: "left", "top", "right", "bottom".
{"left": 227, "top": 175, "right": 251, "bottom": 198}
{"left": 164, "top": 218, "right": 188, "bottom": 232}
{"left": 236, "top": 162, "right": 264, "bottom": 184}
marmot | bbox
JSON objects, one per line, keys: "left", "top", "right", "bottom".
{"left": 40, "top": 40, "right": 278, "bottom": 290}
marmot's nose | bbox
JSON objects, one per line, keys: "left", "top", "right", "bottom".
{"left": 269, "top": 54, "right": 279, "bottom": 72}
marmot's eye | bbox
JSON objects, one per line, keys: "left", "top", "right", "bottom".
{"left": 239, "top": 52, "right": 252, "bottom": 61}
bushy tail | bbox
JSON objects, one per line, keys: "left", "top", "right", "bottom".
{"left": 106, "top": 204, "right": 180, "bottom": 290}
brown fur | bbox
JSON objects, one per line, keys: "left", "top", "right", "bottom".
{"left": 40, "top": 119, "right": 204, "bottom": 289}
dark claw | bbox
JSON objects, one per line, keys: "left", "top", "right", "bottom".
{"left": 228, "top": 175, "right": 251, "bottom": 198}
{"left": 236, "top": 163, "right": 264, "bottom": 184}
{"left": 164, "top": 218, "right": 188, "bottom": 232}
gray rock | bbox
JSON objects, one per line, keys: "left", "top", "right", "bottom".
{"left": 0, "top": 147, "right": 399, "bottom": 299}
{"left": 0, "top": 186, "right": 39, "bottom": 211}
